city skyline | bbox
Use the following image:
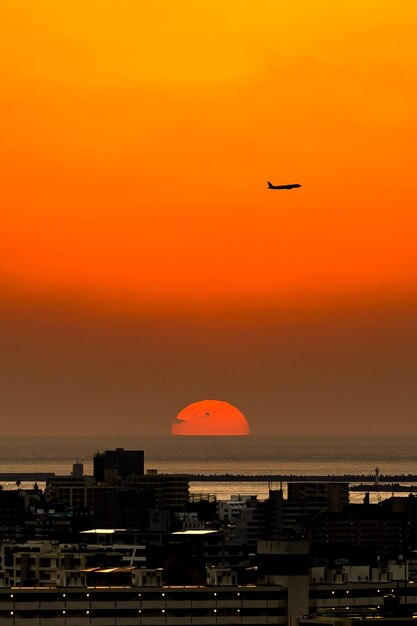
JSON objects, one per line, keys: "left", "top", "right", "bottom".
{"left": 1, "top": 1, "right": 416, "bottom": 435}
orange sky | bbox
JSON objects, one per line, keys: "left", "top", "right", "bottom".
{"left": 1, "top": 1, "right": 417, "bottom": 435}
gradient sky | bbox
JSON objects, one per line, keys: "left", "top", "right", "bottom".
{"left": 1, "top": 1, "right": 417, "bottom": 435}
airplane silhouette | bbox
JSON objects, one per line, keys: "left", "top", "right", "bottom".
{"left": 267, "top": 181, "right": 301, "bottom": 190}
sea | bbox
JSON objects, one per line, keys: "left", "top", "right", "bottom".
{"left": 1, "top": 434, "right": 416, "bottom": 504}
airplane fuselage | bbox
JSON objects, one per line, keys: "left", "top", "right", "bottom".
{"left": 267, "top": 182, "right": 301, "bottom": 190}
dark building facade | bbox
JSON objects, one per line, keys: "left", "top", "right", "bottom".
{"left": 93, "top": 448, "right": 144, "bottom": 482}
{"left": 308, "top": 495, "right": 417, "bottom": 559}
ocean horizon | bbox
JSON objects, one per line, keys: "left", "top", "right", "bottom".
{"left": 0, "top": 434, "right": 416, "bottom": 502}
{"left": 0, "top": 433, "right": 416, "bottom": 474}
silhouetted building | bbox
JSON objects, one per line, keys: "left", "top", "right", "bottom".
{"left": 262, "top": 489, "right": 284, "bottom": 540}
{"left": 71, "top": 461, "right": 84, "bottom": 478}
{"left": 166, "top": 530, "right": 247, "bottom": 582}
{"left": 0, "top": 490, "right": 25, "bottom": 540}
{"left": 288, "top": 482, "right": 349, "bottom": 513}
{"left": 0, "top": 540, "right": 146, "bottom": 587}
{"left": 258, "top": 540, "right": 310, "bottom": 625}
{"left": 259, "top": 484, "right": 349, "bottom": 543}
{"left": 120, "top": 470, "right": 189, "bottom": 511}
{"left": 46, "top": 475, "right": 95, "bottom": 510}
{"left": 308, "top": 495, "right": 417, "bottom": 559}
{"left": 93, "top": 448, "right": 144, "bottom": 482}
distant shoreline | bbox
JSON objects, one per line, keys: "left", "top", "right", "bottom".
{"left": 2, "top": 471, "right": 417, "bottom": 485}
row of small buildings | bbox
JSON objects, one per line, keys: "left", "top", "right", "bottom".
{"left": 2, "top": 472, "right": 416, "bottom": 560}
{"left": 1, "top": 540, "right": 417, "bottom": 625}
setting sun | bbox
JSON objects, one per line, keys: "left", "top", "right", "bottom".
{"left": 172, "top": 400, "right": 250, "bottom": 436}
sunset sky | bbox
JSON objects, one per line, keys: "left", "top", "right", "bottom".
{"left": 1, "top": 1, "right": 417, "bottom": 435}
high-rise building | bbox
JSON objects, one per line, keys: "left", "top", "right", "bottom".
{"left": 93, "top": 448, "right": 144, "bottom": 483}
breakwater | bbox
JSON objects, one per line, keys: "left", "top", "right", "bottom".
{"left": 0, "top": 473, "right": 56, "bottom": 481}
{"left": 189, "top": 474, "right": 417, "bottom": 483}
{"left": 2, "top": 472, "right": 417, "bottom": 486}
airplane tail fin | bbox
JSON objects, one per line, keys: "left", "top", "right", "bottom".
{"left": 267, "top": 181, "right": 274, "bottom": 188}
